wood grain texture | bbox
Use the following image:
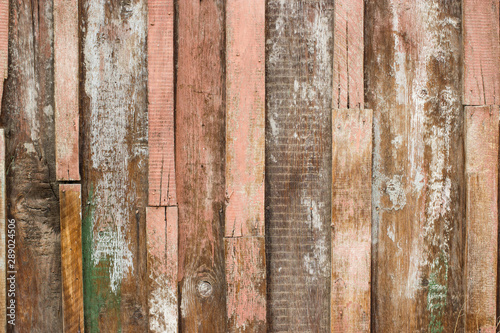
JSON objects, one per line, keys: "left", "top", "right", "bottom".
{"left": 148, "top": 0, "right": 176, "bottom": 207}
{"left": 0, "top": 130, "right": 5, "bottom": 333}
{"left": 176, "top": 0, "right": 227, "bottom": 332}
{"left": 463, "top": 0, "right": 500, "bottom": 105}
{"left": 60, "top": 184, "right": 84, "bottom": 333}
{"left": 147, "top": 206, "right": 178, "bottom": 333}
{"left": 0, "top": 0, "right": 8, "bottom": 103}
{"left": 225, "top": 237, "right": 266, "bottom": 333}
{"left": 332, "top": 0, "right": 363, "bottom": 109}
{"left": 1, "top": 0, "right": 62, "bottom": 331}
{"left": 225, "top": 0, "right": 265, "bottom": 238}
{"left": 54, "top": 0, "right": 79, "bottom": 181}
{"left": 331, "top": 109, "right": 372, "bottom": 332}
{"left": 266, "top": 1, "right": 333, "bottom": 331}
{"left": 464, "top": 106, "right": 498, "bottom": 333}
{"left": 81, "top": 1, "right": 148, "bottom": 332}
{"left": 365, "top": 0, "right": 465, "bottom": 331}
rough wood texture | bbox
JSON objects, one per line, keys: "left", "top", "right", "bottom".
{"left": 266, "top": 1, "right": 333, "bottom": 331}
{"left": 1, "top": 0, "right": 62, "bottom": 331}
{"left": 54, "top": 0, "right": 79, "bottom": 181}
{"left": 0, "top": 0, "right": 8, "bottom": 103}
{"left": 331, "top": 109, "right": 372, "bottom": 332}
{"left": 148, "top": 0, "right": 176, "bottom": 207}
{"left": 176, "top": 0, "right": 226, "bottom": 331}
{"left": 81, "top": 1, "right": 148, "bottom": 332}
{"left": 464, "top": 106, "right": 498, "bottom": 332}
{"left": 365, "top": 1, "right": 465, "bottom": 332}
{"left": 147, "top": 206, "right": 178, "bottom": 333}
{"left": 332, "top": 0, "right": 363, "bottom": 109}
{"left": 60, "top": 184, "right": 84, "bottom": 333}
{"left": 225, "top": 0, "right": 265, "bottom": 238}
{"left": 225, "top": 237, "right": 266, "bottom": 332}
{"left": 463, "top": 0, "right": 500, "bottom": 105}
{"left": 0, "top": 130, "right": 5, "bottom": 333}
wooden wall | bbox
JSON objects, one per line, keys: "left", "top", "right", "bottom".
{"left": 0, "top": 0, "right": 498, "bottom": 332}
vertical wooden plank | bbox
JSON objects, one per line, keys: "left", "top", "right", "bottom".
{"left": 0, "top": 0, "right": 8, "bottom": 102}
{"left": 332, "top": 0, "right": 364, "bottom": 109}
{"left": 54, "top": 0, "right": 79, "bottom": 181}
{"left": 176, "top": 0, "right": 227, "bottom": 332}
{"left": 147, "top": 206, "right": 178, "bottom": 333}
{"left": 266, "top": 1, "right": 333, "bottom": 331}
{"left": 225, "top": 237, "right": 266, "bottom": 332}
{"left": 463, "top": 0, "right": 500, "bottom": 105}
{"left": 0, "top": 130, "right": 5, "bottom": 333}
{"left": 148, "top": 0, "right": 176, "bottom": 207}
{"left": 60, "top": 184, "right": 84, "bottom": 333}
{"left": 81, "top": 1, "right": 148, "bottom": 332}
{"left": 331, "top": 109, "right": 372, "bottom": 332}
{"left": 464, "top": 106, "right": 498, "bottom": 332}
{"left": 365, "top": 0, "right": 464, "bottom": 331}
{"left": 1, "top": 0, "right": 62, "bottom": 331}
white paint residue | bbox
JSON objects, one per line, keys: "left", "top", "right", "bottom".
{"left": 149, "top": 277, "right": 178, "bottom": 333}
{"left": 23, "top": 142, "right": 35, "bottom": 154}
{"left": 386, "top": 175, "right": 406, "bottom": 210}
{"left": 387, "top": 225, "right": 395, "bottom": 242}
{"left": 302, "top": 199, "right": 329, "bottom": 279}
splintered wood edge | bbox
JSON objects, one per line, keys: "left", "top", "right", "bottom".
{"left": 331, "top": 109, "right": 372, "bottom": 332}
{"left": 59, "top": 184, "right": 84, "bottom": 333}
{"left": 54, "top": 0, "right": 80, "bottom": 181}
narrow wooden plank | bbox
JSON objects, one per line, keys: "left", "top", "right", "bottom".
{"left": 225, "top": 0, "right": 265, "bottom": 237}
{"left": 365, "top": 1, "right": 465, "bottom": 331}
{"left": 60, "top": 184, "right": 84, "bottom": 333}
{"left": 463, "top": 0, "right": 500, "bottom": 105}
{"left": 1, "top": 0, "right": 63, "bottom": 330}
{"left": 0, "top": 0, "right": 8, "bottom": 103}
{"left": 225, "top": 237, "right": 266, "bottom": 333}
{"left": 0, "top": 130, "right": 6, "bottom": 333}
{"left": 148, "top": 0, "right": 176, "bottom": 206}
{"left": 332, "top": 0, "right": 363, "bottom": 109}
{"left": 176, "top": 1, "right": 226, "bottom": 331}
{"left": 81, "top": 1, "right": 148, "bottom": 331}
{"left": 266, "top": 1, "right": 333, "bottom": 331}
{"left": 331, "top": 109, "right": 372, "bottom": 332}
{"left": 464, "top": 106, "right": 498, "bottom": 332}
{"left": 147, "top": 206, "right": 178, "bottom": 333}
{"left": 54, "top": 0, "right": 79, "bottom": 181}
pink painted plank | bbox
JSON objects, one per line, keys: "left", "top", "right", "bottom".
{"left": 331, "top": 109, "right": 372, "bottom": 332}
{"left": 0, "top": 0, "right": 9, "bottom": 104}
{"left": 146, "top": 206, "right": 178, "bottom": 333}
{"left": 225, "top": 237, "right": 266, "bottom": 332}
{"left": 332, "top": 0, "right": 364, "bottom": 109}
{"left": 464, "top": 106, "right": 499, "bottom": 332}
{"left": 148, "top": 0, "right": 176, "bottom": 206}
{"left": 54, "top": 0, "right": 79, "bottom": 181}
{"left": 463, "top": 0, "right": 500, "bottom": 105}
{"left": 225, "top": 0, "right": 265, "bottom": 237}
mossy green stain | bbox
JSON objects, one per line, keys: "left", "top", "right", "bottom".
{"left": 83, "top": 184, "right": 123, "bottom": 333}
{"left": 427, "top": 251, "right": 449, "bottom": 333}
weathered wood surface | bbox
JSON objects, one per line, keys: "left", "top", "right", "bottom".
{"left": 60, "top": 184, "right": 84, "bottom": 333}
{"left": 176, "top": 0, "right": 226, "bottom": 332}
{"left": 366, "top": 0, "right": 464, "bottom": 332}
{"left": 331, "top": 109, "right": 372, "bottom": 332}
{"left": 81, "top": 1, "right": 148, "bottom": 332}
{"left": 146, "top": 206, "right": 178, "bottom": 333}
{"left": 148, "top": 0, "right": 175, "bottom": 207}
{"left": 54, "top": 0, "right": 79, "bottom": 181}
{"left": 0, "top": 130, "right": 5, "bottom": 333}
{"left": 464, "top": 106, "right": 498, "bottom": 332}
{"left": 463, "top": 0, "right": 500, "bottom": 106}
{"left": 332, "top": 0, "right": 363, "bottom": 109}
{"left": 0, "top": 0, "right": 8, "bottom": 103}
{"left": 1, "top": 0, "right": 62, "bottom": 331}
{"left": 266, "top": 1, "right": 333, "bottom": 331}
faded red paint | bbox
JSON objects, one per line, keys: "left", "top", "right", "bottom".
{"left": 0, "top": 0, "right": 7, "bottom": 103}
{"left": 54, "top": 0, "right": 79, "bottom": 180}
{"left": 148, "top": 0, "right": 176, "bottom": 206}
{"left": 333, "top": 0, "right": 363, "bottom": 109}
{"left": 463, "top": 0, "right": 500, "bottom": 105}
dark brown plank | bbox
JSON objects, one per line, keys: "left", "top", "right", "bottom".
{"left": 366, "top": 1, "right": 465, "bottom": 331}
{"left": 176, "top": 0, "right": 226, "bottom": 332}
{"left": 331, "top": 109, "right": 372, "bottom": 332}
{"left": 1, "top": 0, "right": 62, "bottom": 331}
{"left": 266, "top": 1, "right": 333, "bottom": 331}
{"left": 81, "top": 1, "right": 148, "bottom": 331}
{"left": 60, "top": 184, "right": 84, "bottom": 333}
